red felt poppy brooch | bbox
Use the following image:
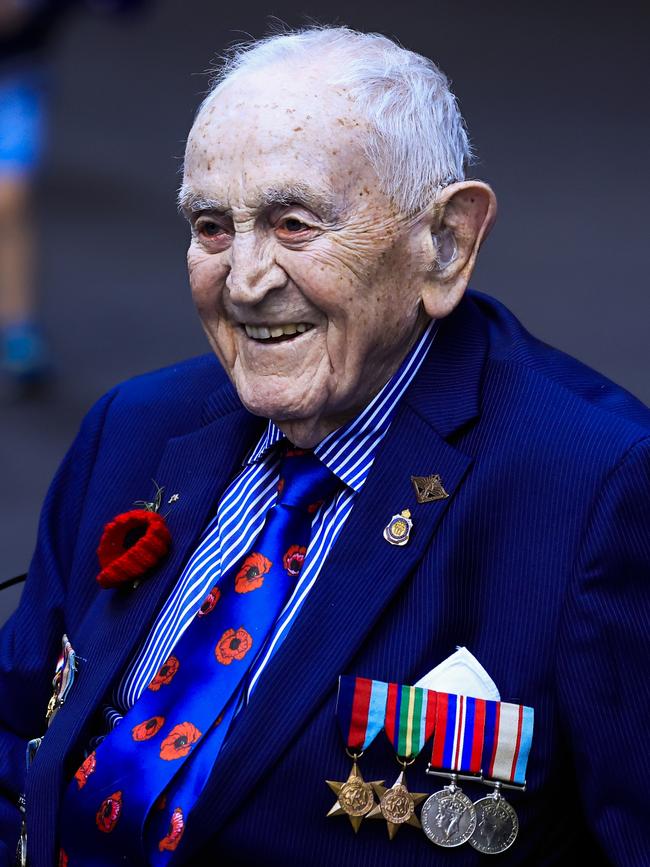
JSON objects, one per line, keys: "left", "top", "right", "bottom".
{"left": 96, "top": 484, "right": 172, "bottom": 589}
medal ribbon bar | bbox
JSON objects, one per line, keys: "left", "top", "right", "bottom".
{"left": 384, "top": 682, "right": 437, "bottom": 760}
{"left": 482, "top": 699, "right": 534, "bottom": 789}
{"left": 428, "top": 693, "right": 486, "bottom": 780}
{"left": 336, "top": 675, "right": 388, "bottom": 752}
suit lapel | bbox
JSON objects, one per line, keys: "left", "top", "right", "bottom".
{"left": 184, "top": 298, "right": 488, "bottom": 856}
{"left": 27, "top": 390, "right": 264, "bottom": 864}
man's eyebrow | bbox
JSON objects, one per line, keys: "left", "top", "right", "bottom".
{"left": 178, "top": 192, "right": 228, "bottom": 216}
{"left": 259, "top": 185, "right": 342, "bottom": 222}
{"left": 178, "top": 184, "right": 342, "bottom": 222}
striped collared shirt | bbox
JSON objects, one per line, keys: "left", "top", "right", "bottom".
{"left": 105, "top": 319, "right": 437, "bottom": 730}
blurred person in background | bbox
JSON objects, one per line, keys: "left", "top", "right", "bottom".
{"left": 0, "top": 0, "right": 147, "bottom": 394}
{"left": 0, "top": 0, "right": 56, "bottom": 390}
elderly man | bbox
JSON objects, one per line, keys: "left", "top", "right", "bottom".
{"left": 1, "top": 25, "right": 649, "bottom": 867}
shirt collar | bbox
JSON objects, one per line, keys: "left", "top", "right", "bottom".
{"left": 244, "top": 319, "right": 438, "bottom": 491}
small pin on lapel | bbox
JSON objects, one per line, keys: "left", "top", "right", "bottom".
{"left": 133, "top": 480, "right": 165, "bottom": 513}
{"left": 411, "top": 474, "right": 449, "bottom": 504}
{"left": 383, "top": 510, "right": 413, "bottom": 546}
{"left": 46, "top": 634, "right": 77, "bottom": 726}
{"left": 168, "top": 493, "right": 180, "bottom": 504}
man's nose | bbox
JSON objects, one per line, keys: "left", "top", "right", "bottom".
{"left": 225, "top": 231, "right": 287, "bottom": 305}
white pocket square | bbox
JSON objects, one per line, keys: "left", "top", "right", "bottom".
{"left": 414, "top": 646, "right": 501, "bottom": 701}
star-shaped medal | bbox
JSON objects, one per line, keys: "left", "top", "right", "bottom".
{"left": 326, "top": 761, "right": 383, "bottom": 833}
{"left": 367, "top": 770, "right": 428, "bottom": 839}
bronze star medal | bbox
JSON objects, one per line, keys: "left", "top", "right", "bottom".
{"left": 326, "top": 760, "right": 383, "bottom": 833}
{"left": 367, "top": 770, "right": 428, "bottom": 839}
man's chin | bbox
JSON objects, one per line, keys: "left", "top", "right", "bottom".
{"left": 235, "top": 385, "right": 321, "bottom": 426}
{"left": 234, "top": 388, "right": 332, "bottom": 447}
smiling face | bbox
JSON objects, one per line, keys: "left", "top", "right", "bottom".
{"left": 182, "top": 63, "right": 469, "bottom": 445}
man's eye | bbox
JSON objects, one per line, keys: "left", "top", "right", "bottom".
{"left": 197, "top": 220, "right": 224, "bottom": 237}
{"left": 280, "top": 218, "right": 309, "bottom": 233}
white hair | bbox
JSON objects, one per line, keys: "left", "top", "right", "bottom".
{"left": 197, "top": 25, "right": 473, "bottom": 215}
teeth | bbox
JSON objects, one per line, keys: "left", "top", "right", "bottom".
{"left": 244, "top": 323, "right": 312, "bottom": 340}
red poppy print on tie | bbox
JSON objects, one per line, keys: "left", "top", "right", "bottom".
{"left": 234, "top": 552, "right": 271, "bottom": 594}
{"left": 74, "top": 751, "right": 96, "bottom": 789}
{"left": 159, "top": 722, "right": 202, "bottom": 761}
{"left": 307, "top": 499, "right": 324, "bottom": 514}
{"left": 95, "top": 791, "right": 122, "bottom": 833}
{"left": 283, "top": 545, "right": 307, "bottom": 577}
{"left": 148, "top": 655, "right": 179, "bottom": 691}
{"left": 58, "top": 848, "right": 68, "bottom": 867}
{"left": 286, "top": 447, "right": 308, "bottom": 457}
{"left": 197, "top": 585, "right": 221, "bottom": 617}
{"left": 155, "top": 793, "right": 167, "bottom": 811}
{"left": 215, "top": 627, "right": 253, "bottom": 665}
{"left": 158, "top": 806, "right": 185, "bottom": 852}
{"left": 132, "top": 715, "right": 165, "bottom": 742}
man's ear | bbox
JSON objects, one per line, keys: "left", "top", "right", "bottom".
{"left": 421, "top": 180, "right": 497, "bottom": 318}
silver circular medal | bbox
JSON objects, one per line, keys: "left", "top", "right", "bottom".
{"left": 421, "top": 788, "right": 477, "bottom": 847}
{"left": 469, "top": 795, "right": 519, "bottom": 854}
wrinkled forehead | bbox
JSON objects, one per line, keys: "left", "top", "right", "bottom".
{"left": 182, "top": 68, "right": 372, "bottom": 214}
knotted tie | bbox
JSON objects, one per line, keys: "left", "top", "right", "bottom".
{"left": 60, "top": 447, "right": 340, "bottom": 866}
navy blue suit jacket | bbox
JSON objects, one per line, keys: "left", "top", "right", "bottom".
{"left": 1, "top": 291, "right": 649, "bottom": 866}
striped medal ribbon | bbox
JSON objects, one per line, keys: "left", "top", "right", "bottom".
{"left": 468, "top": 700, "right": 534, "bottom": 855}
{"left": 326, "top": 676, "right": 388, "bottom": 832}
{"left": 367, "top": 682, "right": 435, "bottom": 839}
{"left": 421, "top": 693, "right": 487, "bottom": 848}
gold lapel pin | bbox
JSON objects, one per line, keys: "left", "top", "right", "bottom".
{"left": 383, "top": 510, "right": 413, "bottom": 546}
{"left": 411, "top": 474, "right": 449, "bottom": 504}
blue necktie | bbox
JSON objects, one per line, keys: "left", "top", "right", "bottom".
{"left": 60, "top": 447, "right": 340, "bottom": 866}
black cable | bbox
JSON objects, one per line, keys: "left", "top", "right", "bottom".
{"left": 0, "top": 574, "right": 26, "bottom": 592}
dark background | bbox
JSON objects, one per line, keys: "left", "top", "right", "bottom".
{"left": 1, "top": 0, "right": 648, "bottom": 622}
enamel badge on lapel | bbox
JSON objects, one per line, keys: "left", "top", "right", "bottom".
{"left": 383, "top": 510, "right": 413, "bottom": 546}
{"left": 411, "top": 474, "right": 449, "bottom": 503}
{"left": 46, "top": 634, "right": 77, "bottom": 726}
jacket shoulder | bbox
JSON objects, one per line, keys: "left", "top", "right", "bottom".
{"left": 101, "top": 354, "right": 231, "bottom": 429}
{"left": 113, "top": 353, "right": 227, "bottom": 399}
{"left": 469, "top": 290, "right": 650, "bottom": 448}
